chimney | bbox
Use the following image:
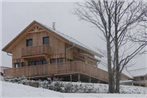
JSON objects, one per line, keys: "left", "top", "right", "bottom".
{"left": 52, "top": 22, "right": 56, "bottom": 30}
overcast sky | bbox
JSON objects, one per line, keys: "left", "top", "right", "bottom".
{"left": 1, "top": 1, "right": 147, "bottom": 73}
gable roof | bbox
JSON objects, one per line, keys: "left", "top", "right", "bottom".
{"left": 2, "top": 20, "right": 103, "bottom": 57}
{"left": 129, "top": 68, "right": 147, "bottom": 77}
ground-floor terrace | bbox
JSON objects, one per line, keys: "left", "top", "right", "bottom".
{"left": 4, "top": 61, "right": 109, "bottom": 83}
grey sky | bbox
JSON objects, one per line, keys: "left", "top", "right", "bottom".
{"left": 1, "top": 2, "right": 147, "bottom": 72}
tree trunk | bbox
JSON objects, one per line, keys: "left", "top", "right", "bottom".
{"left": 114, "top": 31, "right": 120, "bottom": 93}
{"left": 107, "top": 38, "right": 114, "bottom": 93}
{"left": 114, "top": 28, "right": 120, "bottom": 93}
{"left": 114, "top": 2, "right": 120, "bottom": 92}
{"left": 115, "top": 71, "right": 120, "bottom": 93}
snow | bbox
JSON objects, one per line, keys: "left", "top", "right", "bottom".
{"left": 52, "top": 81, "right": 147, "bottom": 94}
{"left": 128, "top": 68, "right": 147, "bottom": 77}
{"left": 0, "top": 81, "right": 147, "bottom": 98}
{"left": 4, "top": 77, "right": 147, "bottom": 94}
{"left": 1, "top": 81, "right": 61, "bottom": 98}
{"left": 1, "top": 81, "right": 147, "bottom": 98}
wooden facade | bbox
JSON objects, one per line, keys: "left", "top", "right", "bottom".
{"left": 3, "top": 21, "right": 129, "bottom": 83}
{"left": 133, "top": 75, "right": 147, "bottom": 87}
{"left": 4, "top": 61, "right": 108, "bottom": 82}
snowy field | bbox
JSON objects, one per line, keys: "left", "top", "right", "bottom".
{"left": 55, "top": 81, "right": 147, "bottom": 94}
{"left": 0, "top": 81, "right": 147, "bottom": 98}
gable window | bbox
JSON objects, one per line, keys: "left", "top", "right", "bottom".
{"left": 26, "top": 39, "right": 33, "bottom": 46}
{"left": 43, "top": 36, "right": 49, "bottom": 45}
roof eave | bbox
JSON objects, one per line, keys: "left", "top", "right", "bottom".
{"left": 2, "top": 20, "right": 38, "bottom": 53}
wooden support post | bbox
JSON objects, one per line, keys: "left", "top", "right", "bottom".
{"left": 78, "top": 74, "right": 80, "bottom": 82}
{"left": 70, "top": 74, "right": 72, "bottom": 82}
{"left": 89, "top": 77, "right": 91, "bottom": 83}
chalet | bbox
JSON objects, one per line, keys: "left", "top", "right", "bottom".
{"left": 2, "top": 21, "right": 129, "bottom": 83}
{"left": 129, "top": 68, "right": 147, "bottom": 87}
{"left": 133, "top": 74, "right": 147, "bottom": 87}
{"left": 120, "top": 68, "right": 147, "bottom": 87}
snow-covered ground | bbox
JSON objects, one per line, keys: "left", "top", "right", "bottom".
{"left": 55, "top": 81, "right": 147, "bottom": 94}
{"left": 0, "top": 81, "right": 147, "bottom": 98}
{"left": 1, "top": 81, "right": 62, "bottom": 98}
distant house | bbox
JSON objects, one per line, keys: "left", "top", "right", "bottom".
{"left": 133, "top": 74, "right": 147, "bottom": 87}
{"left": 130, "top": 68, "right": 147, "bottom": 87}
{"left": 0, "top": 66, "right": 10, "bottom": 76}
{"left": 2, "top": 21, "right": 129, "bottom": 83}
{"left": 120, "top": 68, "right": 147, "bottom": 87}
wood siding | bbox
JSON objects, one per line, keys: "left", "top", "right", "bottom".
{"left": 22, "top": 45, "right": 51, "bottom": 57}
{"left": 4, "top": 61, "right": 108, "bottom": 82}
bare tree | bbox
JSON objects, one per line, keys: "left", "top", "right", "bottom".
{"left": 129, "top": 12, "right": 147, "bottom": 53}
{"left": 75, "top": 0, "right": 147, "bottom": 93}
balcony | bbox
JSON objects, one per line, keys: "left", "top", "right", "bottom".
{"left": 22, "top": 45, "right": 51, "bottom": 58}
{"left": 4, "top": 61, "right": 108, "bottom": 82}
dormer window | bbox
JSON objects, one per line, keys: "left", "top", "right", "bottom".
{"left": 26, "top": 39, "right": 33, "bottom": 46}
{"left": 43, "top": 36, "right": 49, "bottom": 45}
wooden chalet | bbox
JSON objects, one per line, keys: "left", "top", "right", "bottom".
{"left": 130, "top": 68, "right": 147, "bottom": 87}
{"left": 2, "top": 21, "right": 129, "bottom": 83}
{"left": 133, "top": 75, "right": 147, "bottom": 87}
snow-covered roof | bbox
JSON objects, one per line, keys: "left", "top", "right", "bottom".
{"left": 122, "top": 69, "right": 134, "bottom": 79}
{"left": 37, "top": 21, "right": 103, "bottom": 58}
{"left": 129, "top": 68, "right": 147, "bottom": 77}
{"left": 99, "top": 61, "right": 147, "bottom": 78}
{"left": 98, "top": 57, "right": 133, "bottom": 78}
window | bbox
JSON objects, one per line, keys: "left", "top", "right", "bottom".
{"left": 58, "top": 58, "right": 64, "bottom": 64}
{"left": 14, "top": 62, "right": 24, "bottom": 68}
{"left": 21, "top": 62, "right": 24, "bottom": 67}
{"left": 50, "top": 58, "right": 64, "bottom": 64}
{"left": 50, "top": 59, "right": 56, "bottom": 64}
{"left": 36, "top": 61, "right": 43, "bottom": 65}
{"left": 28, "top": 59, "right": 48, "bottom": 66}
{"left": 26, "top": 39, "right": 33, "bottom": 46}
{"left": 42, "top": 60, "right": 48, "bottom": 64}
{"left": 14, "top": 63, "right": 19, "bottom": 68}
{"left": 28, "top": 61, "right": 36, "bottom": 66}
{"left": 43, "top": 36, "right": 49, "bottom": 45}
{"left": 140, "top": 76, "right": 144, "bottom": 80}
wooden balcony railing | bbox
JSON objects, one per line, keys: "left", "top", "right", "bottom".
{"left": 22, "top": 45, "right": 51, "bottom": 57}
{"left": 4, "top": 61, "right": 108, "bottom": 82}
